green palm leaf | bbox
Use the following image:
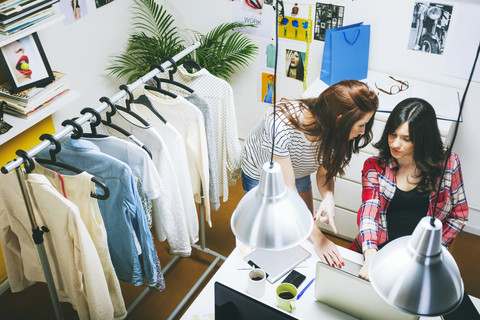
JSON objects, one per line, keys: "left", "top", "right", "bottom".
{"left": 107, "top": 1, "right": 258, "bottom": 83}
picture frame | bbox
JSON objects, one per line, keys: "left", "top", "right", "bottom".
{"left": 0, "top": 32, "right": 54, "bottom": 94}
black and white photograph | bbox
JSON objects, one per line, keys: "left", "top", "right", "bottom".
{"left": 407, "top": 2, "right": 453, "bottom": 55}
{"left": 0, "top": 32, "right": 54, "bottom": 93}
{"left": 314, "top": 2, "right": 344, "bottom": 41}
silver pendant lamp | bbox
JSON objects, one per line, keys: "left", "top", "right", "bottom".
{"left": 369, "top": 216, "right": 463, "bottom": 316}
{"left": 231, "top": 0, "right": 313, "bottom": 250}
{"left": 369, "top": 42, "right": 479, "bottom": 316}
{"left": 231, "top": 162, "right": 313, "bottom": 250}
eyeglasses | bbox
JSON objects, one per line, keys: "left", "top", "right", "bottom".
{"left": 375, "top": 76, "right": 409, "bottom": 95}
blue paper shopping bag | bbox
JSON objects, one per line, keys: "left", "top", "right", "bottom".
{"left": 320, "top": 22, "right": 370, "bottom": 86}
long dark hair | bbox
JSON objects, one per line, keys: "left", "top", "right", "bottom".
{"left": 277, "top": 80, "right": 378, "bottom": 182}
{"left": 374, "top": 98, "right": 446, "bottom": 193}
{"left": 287, "top": 51, "right": 305, "bottom": 81}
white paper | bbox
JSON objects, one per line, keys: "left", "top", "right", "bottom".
{"left": 442, "top": 2, "right": 480, "bottom": 82}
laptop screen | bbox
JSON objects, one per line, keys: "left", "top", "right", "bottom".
{"left": 215, "top": 281, "right": 297, "bottom": 320}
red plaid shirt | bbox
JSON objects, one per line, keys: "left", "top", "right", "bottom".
{"left": 349, "top": 152, "right": 468, "bottom": 253}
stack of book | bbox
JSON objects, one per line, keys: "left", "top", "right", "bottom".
{"left": 0, "top": 0, "right": 59, "bottom": 35}
{"left": 0, "top": 70, "right": 70, "bottom": 118}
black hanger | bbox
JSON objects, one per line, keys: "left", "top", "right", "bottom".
{"left": 61, "top": 118, "right": 83, "bottom": 139}
{"left": 99, "top": 96, "right": 153, "bottom": 159}
{"left": 80, "top": 107, "right": 108, "bottom": 138}
{"left": 132, "top": 94, "right": 168, "bottom": 124}
{"left": 34, "top": 134, "right": 110, "bottom": 200}
{"left": 15, "top": 149, "right": 35, "bottom": 173}
{"left": 117, "top": 85, "right": 153, "bottom": 127}
{"left": 182, "top": 59, "right": 202, "bottom": 71}
{"left": 148, "top": 57, "right": 194, "bottom": 94}
{"left": 144, "top": 63, "right": 178, "bottom": 98}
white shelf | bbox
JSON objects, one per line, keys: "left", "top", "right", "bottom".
{"left": 0, "top": 90, "right": 80, "bottom": 145}
{"left": 0, "top": 13, "right": 64, "bottom": 47}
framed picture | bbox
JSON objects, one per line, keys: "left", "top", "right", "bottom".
{"left": 0, "top": 32, "right": 54, "bottom": 94}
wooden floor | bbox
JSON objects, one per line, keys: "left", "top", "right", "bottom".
{"left": 0, "top": 179, "right": 479, "bottom": 319}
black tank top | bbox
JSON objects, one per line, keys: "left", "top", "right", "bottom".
{"left": 383, "top": 187, "right": 429, "bottom": 246}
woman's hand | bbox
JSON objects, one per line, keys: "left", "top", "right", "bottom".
{"left": 315, "top": 192, "right": 338, "bottom": 234}
{"left": 358, "top": 248, "right": 377, "bottom": 281}
{"left": 311, "top": 227, "right": 344, "bottom": 267}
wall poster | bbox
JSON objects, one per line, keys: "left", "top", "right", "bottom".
{"left": 313, "top": 3, "right": 344, "bottom": 41}
{"left": 407, "top": 2, "right": 453, "bottom": 55}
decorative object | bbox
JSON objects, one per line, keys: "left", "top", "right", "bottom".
{"left": 0, "top": 33, "right": 54, "bottom": 94}
{"left": 107, "top": 0, "right": 258, "bottom": 83}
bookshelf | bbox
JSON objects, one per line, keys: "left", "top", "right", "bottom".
{"left": 0, "top": 13, "right": 64, "bottom": 47}
{"left": 0, "top": 7, "right": 73, "bottom": 146}
{"left": 0, "top": 89, "right": 80, "bottom": 145}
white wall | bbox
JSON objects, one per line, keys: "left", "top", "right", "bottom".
{"left": 40, "top": 0, "right": 479, "bottom": 233}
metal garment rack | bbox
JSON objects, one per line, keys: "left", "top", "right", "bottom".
{"left": 1, "top": 41, "right": 226, "bottom": 320}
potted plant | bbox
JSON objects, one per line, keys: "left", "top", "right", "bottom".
{"left": 107, "top": 0, "right": 258, "bottom": 83}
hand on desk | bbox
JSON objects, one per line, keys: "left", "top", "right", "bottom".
{"left": 311, "top": 227, "right": 344, "bottom": 268}
{"left": 359, "top": 248, "right": 377, "bottom": 281}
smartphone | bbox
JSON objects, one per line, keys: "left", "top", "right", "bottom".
{"left": 282, "top": 270, "right": 306, "bottom": 288}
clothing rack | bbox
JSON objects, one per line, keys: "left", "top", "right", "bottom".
{"left": 1, "top": 41, "right": 226, "bottom": 320}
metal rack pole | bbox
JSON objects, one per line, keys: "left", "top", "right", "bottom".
{"left": 1, "top": 41, "right": 201, "bottom": 174}
{"left": 1, "top": 41, "right": 227, "bottom": 320}
{"left": 15, "top": 167, "right": 64, "bottom": 320}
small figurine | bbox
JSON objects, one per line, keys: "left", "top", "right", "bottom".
{"left": 291, "top": 3, "right": 299, "bottom": 15}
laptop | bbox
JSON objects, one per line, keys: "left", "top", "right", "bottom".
{"left": 215, "top": 281, "right": 297, "bottom": 320}
{"left": 314, "top": 260, "right": 418, "bottom": 320}
{"left": 243, "top": 245, "right": 311, "bottom": 284}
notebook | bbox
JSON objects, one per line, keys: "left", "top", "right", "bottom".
{"left": 243, "top": 245, "right": 311, "bottom": 284}
{"left": 314, "top": 260, "right": 418, "bottom": 320}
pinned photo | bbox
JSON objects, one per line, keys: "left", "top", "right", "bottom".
{"left": 407, "top": 2, "right": 453, "bottom": 55}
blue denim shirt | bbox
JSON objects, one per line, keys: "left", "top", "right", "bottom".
{"left": 37, "top": 138, "right": 158, "bottom": 286}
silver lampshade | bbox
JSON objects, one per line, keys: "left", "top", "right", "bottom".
{"left": 230, "top": 162, "right": 314, "bottom": 250}
{"left": 369, "top": 216, "right": 464, "bottom": 316}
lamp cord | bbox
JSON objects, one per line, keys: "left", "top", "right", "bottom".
{"left": 430, "top": 41, "right": 480, "bottom": 226}
{"left": 270, "top": 0, "right": 282, "bottom": 167}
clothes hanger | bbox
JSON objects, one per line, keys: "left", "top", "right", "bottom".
{"left": 182, "top": 59, "right": 202, "bottom": 72}
{"left": 98, "top": 96, "right": 153, "bottom": 159}
{"left": 132, "top": 93, "right": 168, "bottom": 124}
{"left": 148, "top": 57, "right": 195, "bottom": 94}
{"left": 79, "top": 107, "right": 108, "bottom": 138}
{"left": 34, "top": 133, "right": 110, "bottom": 200}
{"left": 117, "top": 84, "right": 153, "bottom": 127}
{"left": 144, "top": 63, "right": 179, "bottom": 99}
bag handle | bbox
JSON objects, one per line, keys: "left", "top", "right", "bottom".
{"left": 343, "top": 29, "right": 361, "bottom": 45}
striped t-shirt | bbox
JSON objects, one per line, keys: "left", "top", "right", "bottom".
{"left": 242, "top": 103, "right": 320, "bottom": 180}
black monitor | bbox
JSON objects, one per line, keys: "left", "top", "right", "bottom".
{"left": 215, "top": 281, "right": 297, "bottom": 320}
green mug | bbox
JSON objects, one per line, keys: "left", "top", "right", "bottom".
{"left": 276, "top": 282, "right": 297, "bottom": 312}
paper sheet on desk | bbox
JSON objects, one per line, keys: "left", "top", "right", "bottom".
{"left": 235, "top": 239, "right": 309, "bottom": 270}
{"left": 370, "top": 77, "right": 460, "bottom": 122}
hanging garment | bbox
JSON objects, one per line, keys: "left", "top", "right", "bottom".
{"left": 0, "top": 172, "right": 115, "bottom": 320}
{"left": 143, "top": 91, "right": 213, "bottom": 227}
{"left": 162, "top": 65, "right": 242, "bottom": 201}
{"left": 81, "top": 136, "right": 166, "bottom": 291}
{"left": 37, "top": 139, "right": 158, "bottom": 287}
{"left": 184, "top": 92, "right": 220, "bottom": 211}
{"left": 108, "top": 109, "right": 198, "bottom": 247}
{"left": 83, "top": 135, "right": 161, "bottom": 226}
{"left": 84, "top": 135, "right": 190, "bottom": 258}
{"left": 31, "top": 162, "right": 127, "bottom": 319}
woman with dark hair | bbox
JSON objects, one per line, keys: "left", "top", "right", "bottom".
{"left": 286, "top": 50, "right": 305, "bottom": 81}
{"left": 242, "top": 80, "right": 379, "bottom": 265}
{"left": 349, "top": 98, "right": 468, "bottom": 280}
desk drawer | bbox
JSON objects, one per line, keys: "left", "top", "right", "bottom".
{"left": 313, "top": 177, "right": 362, "bottom": 212}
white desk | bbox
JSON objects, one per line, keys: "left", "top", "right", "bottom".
{"left": 181, "top": 242, "right": 480, "bottom": 320}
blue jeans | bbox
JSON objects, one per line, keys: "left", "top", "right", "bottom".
{"left": 241, "top": 170, "right": 312, "bottom": 194}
